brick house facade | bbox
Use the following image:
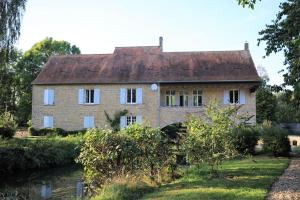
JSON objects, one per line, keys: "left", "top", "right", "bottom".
{"left": 32, "top": 38, "right": 261, "bottom": 130}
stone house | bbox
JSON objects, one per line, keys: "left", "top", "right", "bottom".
{"left": 32, "top": 38, "right": 261, "bottom": 131}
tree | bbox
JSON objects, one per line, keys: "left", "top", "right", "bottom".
{"left": 237, "top": 0, "right": 261, "bottom": 8}
{"left": 256, "top": 85, "right": 277, "bottom": 123}
{"left": 184, "top": 101, "right": 239, "bottom": 177}
{"left": 14, "top": 37, "right": 80, "bottom": 124}
{"left": 258, "top": 0, "right": 300, "bottom": 110}
{"left": 0, "top": 0, "right": 26, "bottom": 63}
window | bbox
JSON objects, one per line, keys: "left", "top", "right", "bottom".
{"left": 193, "top": 90, "right": 202, "bottom": 107}
{"left": 44, "top": 89, "right": 54, "bottom": 105}
{"left": 292, "top": 140, "right": 297, "bottom": 146}
{"left": 84, "top": 116, "right": 95, "bottom": 128}
{"left": 43, "top": 116, "right": 53, "bottom": 128}
{"left": 179, "top": 91, "right": 188, "bottom": 107}
{"left": 166, "top": 90, "right": 176, "bottom": 106}
{"left": 229, "top": 90, "right": 239, "bottom": 104}
{"left": 127, "top": 88, "right": 136, "bottom": 104}
{"left": 126, "top": 116, "right": 136, "bottom": 126}
{"left": 85, "top": 89, "right": 94, "bottom": 104}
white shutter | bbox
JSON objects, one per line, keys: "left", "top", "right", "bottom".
{"left": 49, "top": 116, "right": 54, "bottom": 128}
{"left": 78, "top": 89, "right": 84, "bottom": 104}
{"left": 90, "top": 116, "right": 95, "bottom": 128}
{"left": 136, "top": 115, "right": 142, "bottom": 124}
{"left": 224, "top": 90, "right": 229, "bottom": 105}
{"left": 84, "top": 116, "right": 89, "bottom": 128}
{"left": 136, "top": 88, "right": 143, "bottom": 104}
{"left": 120, "top": 116, "right": 126, "bottom": 129}
{"left": 44, "top": 89, "right": 49, "bottom": 105}
{"left": 94, "top": 89, "right": 100, "bottom": 104}
{"left": 240, "top": 90, "right": 246, "bottom": 104}
{"left": 120, "top": 88, "right": 126, "bottom": 104}
{"left": 43, "top": 116, "right": 53, "bottom": 128}
{"left": 49, "top": 89, "right": 54, "bottom": 105}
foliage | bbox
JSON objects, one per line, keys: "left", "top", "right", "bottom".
{"left": 231, "top": 126, "right": 260, "bottom": 155}
{"left": 275, "top": 90, "right": 300, "bottom": 122}
{"left": 261, "top": 122, "right": 291, "bottom": 157}
{"left": 0, "top": 111, "right": 17, "bottom": 138}
{"left": 91, "top": 178, "right": 155, "bottom": 200}
{"left": 183, "top": 101, "right": 239, "bottom": 176}
{"left": 0, "top": 0, "right": 26, "bottom": 63}
{"left": 77, "top": 125, "right": 174, "bottom": 191}
{"left": 14, "top": 37, "right": 81, "bottom": 125}
{"left": 0, "top": 134, "right": 83, "bottom": 174}
{"left": 256, "top": 84, "right": 277, "bottom": 123}
{"left": 104, "top": 110, "right": 128, "bottom": 132}
{"left": 258, "top": 0, "right": 300, "bottom": 111}
{"left": 142, "top": 156, "right": 289, "bottom": 200}
{"left": 123, "top": 124, "right": 174, "bottom": 183}
{"left": 237, "top": 0, "right": 261, "bottom": 9}
{"left": 28, "top": 127, "right": 85, "bottom": 137}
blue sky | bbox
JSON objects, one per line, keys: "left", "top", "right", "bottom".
{"left": 17, "top": 0, "right": 285, "bottom": 85}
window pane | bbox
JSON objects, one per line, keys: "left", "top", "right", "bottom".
{"left": 132, "top": 116, "right": 136, "bottom": 124}
{"left": 171, "top": 90, "right": 175, "bottom": 95}
{"left": 193, "top": 90, "right": 197, "bottom": 95}
{"left": 127, "top": 89, "right": 131, "bottom": 103}
{"left": 184, "top": 96, "right": 189, "bottom": 106}
{"left": 193, "top": 96, "right": 197, "bottom": 106}
{"left": 229, "top": 90, "right": 234, "bottom": 104}
{"left": 166, "top": 96, "right": 170, "bottom": 106}
{"left": 234, "top": 90, "right": 239, "bottom": 103}
{"left": 132, "top": 89, "right": 136, "bottom": 103}
{"left": 166, "top": 90, "right": 170, "bottom": 95}
{"left": 86, "top": 90, "right": 89, "bottom": 103}
{"left": 126, "top": 116, "right": 131, "bottom": 126}
{"left": 198, "top": 96, "right": 202, "bottom": 106}
{"left": 90, "top": 89, "right": 94, "bottom": 103}
{"left": 171, "top": 96, "right": 176, "bottom": 106}
{"left": 179, "top": 95, "right": 184, "bottom": 107}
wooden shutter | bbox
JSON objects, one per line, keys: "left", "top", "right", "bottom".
{"left": 224, "top": 90, "right": 229, "bottom": 105}
{"left": 49, "top": 116, "right": 53, "bottom": 128}
{"left": 120, "top": 116, "right": 126, "bottom": 129}
{"left": 120, "top": 88, "right": 126, "bottom": 104}
{"left": 78, "top": 89, "right": 84, "bottom": 104}
{"left": 44, "top": 89, "right": 49, "bottom": 105}
{"left": 94, "top": 89, "right": 100, "bottom": 104}
{"left": 84, "top": 116, "right": 89, "bottom": 128}
{"left": 90, "top": 116, "right": 95, "bottom": 128}
{"left": 240, "top": 90, "right": 246, "bottom": 104}
{"left": 136, "top": 88, "right": 143, "bottom": 104}
{"left": 43, "top": 116, "right": 53, "bottom": 128}
{"left": 136, "top": 115, "right": 142, "bottom": 124}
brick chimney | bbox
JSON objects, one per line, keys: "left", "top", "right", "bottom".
{"left": 244, "top": 41, "right": 249, "bottom": 51}
{"left": 159, "top": 36, "right": 163, "bottom": 51}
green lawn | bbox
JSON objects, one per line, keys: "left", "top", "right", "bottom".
{"left": 141, "top": 156, "right": 289, "bottom": 200}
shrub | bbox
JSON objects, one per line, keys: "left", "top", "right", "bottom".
{"left": 0, "top": 134, "right": 83, "bottom": 174}
{"left": 0, "top": 112, "right": 17, "bottom": 138}
{"left": 184, "top": 101, "right": 239, "bottom": 176}
{"left": 231, "top": 127, "right": 260, "bottom": 155}
{"left": 28, "top": 127, "right": 84, "bottom": 137}
{"left": 261, "top": 123, "right": 291, "bottom": 157}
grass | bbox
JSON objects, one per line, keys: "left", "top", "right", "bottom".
{"left": 141, "top": 155, "right": 289, "bottom": 200}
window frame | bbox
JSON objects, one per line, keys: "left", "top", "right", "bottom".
{"left": 229, "top": 89, "right": 240, "bottom": 104}
{"left": 126, "top": 88, "right": 137, "bottom": 104}
{"left": 193, "top": 90, "right": 202, "bottom": 107}
{"left": 166, "top": 90, "right": 176, "bottom": 107}
{"left": 126, "top": 115, "right": 136, "bottom": 126}
{"left": 85, "top": 89, "right": 95, "bottom": 104}
{"left": 179, "top": 91, "right": 189, "bottom": 107}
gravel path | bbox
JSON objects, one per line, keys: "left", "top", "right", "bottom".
{"left": 267, "top": 157, "right": 300, "bottom": 200}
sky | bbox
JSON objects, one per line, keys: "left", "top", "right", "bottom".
{"left": 17, "top": 0, "right": 285, "bottom": 85}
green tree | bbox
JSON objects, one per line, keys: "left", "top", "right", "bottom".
{"left": 256, "top": 84, "right": 277, "bottom": 123}
{"left": 184, "top": 101, "right": 239, "bottom": 177}
{"left": 15, "top": 37, "right": 80, "bottom": 124}
{"left": 0, "top": 0, "right": 26, "bottom": 63}
{"left": 258, "top": 0, "right": 300, "bottom": 110}
{"left": 237, "top": 0, "right": 261, "bottom": 8}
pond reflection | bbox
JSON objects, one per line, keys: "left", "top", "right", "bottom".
{"left": 0, "top": 165, "right": 85, "bottom": 200}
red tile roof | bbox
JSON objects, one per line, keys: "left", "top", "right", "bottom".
{"left": 32, "top": 46, "right": 261, "bottom": 85}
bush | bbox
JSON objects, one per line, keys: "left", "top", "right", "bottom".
{"left": 261, "top": 123, "right": 291, "bottom": 157}
{"left": 0, "top": 112, "right": 17, "bottom": 138}
{"left": 0, "top": 134, "right": 83, "bottom": 174}
{"left": 231, "top": 127, "right": 260, "bottom": 155}
{"left": 28, "top": 127, "right": 85, "bottom": 137}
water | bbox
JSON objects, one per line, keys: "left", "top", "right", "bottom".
{"left": 0, "top": 165, "right": 85, "bottom": 200}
